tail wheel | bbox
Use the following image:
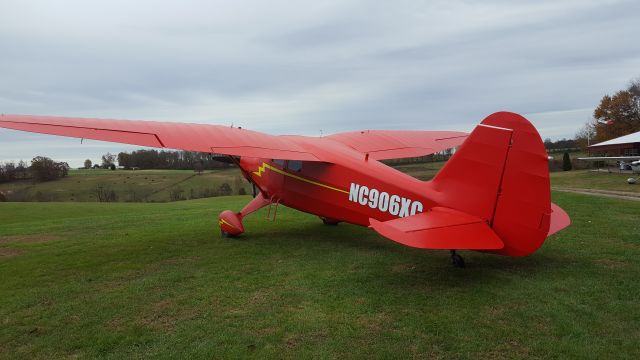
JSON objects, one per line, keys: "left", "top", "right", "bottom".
{"left": 320, "top": 217, "right": 340, "bottom": 226}
{"left": 450, "top": 250, "right": 465, "bottom": 268}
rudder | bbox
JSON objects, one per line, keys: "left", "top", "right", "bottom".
{"left": 429, "top": 112, "right": 552, "bottom": 256}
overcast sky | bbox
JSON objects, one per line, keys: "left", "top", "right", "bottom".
{"left": 1, "top": 0, "right": 639, "bottom": 167}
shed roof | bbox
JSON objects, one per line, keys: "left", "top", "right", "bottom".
{"left": 589, "top": 131, "right": 640, "bottom": 148}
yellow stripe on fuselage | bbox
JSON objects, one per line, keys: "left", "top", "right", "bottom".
{"left": 252, "top": 162, "right": 348, "bottom": 194}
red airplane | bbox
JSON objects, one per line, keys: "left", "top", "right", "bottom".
{"left": 0, "top": 111, "right": 570, "bottom": 267}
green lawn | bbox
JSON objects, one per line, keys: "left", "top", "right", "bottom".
{"left": 1, "top": 193, "right": 639, "bottom": 359}
{"left": 390, "top": 161, "right": 447, "bottom": 181}
{"left": 550, "top": 170, "right": 640, "bottom": 193}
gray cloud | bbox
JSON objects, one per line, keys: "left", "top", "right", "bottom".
{"left": 1, "top": 0, "right": 639, "bottom": 167}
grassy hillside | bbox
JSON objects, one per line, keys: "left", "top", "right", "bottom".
{"left": 0, "top": 162, "right": 448, "bottom": 203}
{"left": 390, "top": 161, "right": 447, "bottom": 180}
{"left": 0, "top": 168, "right": 250, "bottom": 202}
{"left": 1, "top": 193, "right": 639, "bottom": 358}
{"left": 1, "top": 161, "right": 638, "bottom": 203}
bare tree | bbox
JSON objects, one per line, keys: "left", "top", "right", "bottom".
{"left": 94, "top": 185, "right": 117, "bottom": 202}
{"left": 194, "top": 160, "right": 204, "bottom": 175}
{"left": 101, "top": 153, "right": 116, "bottom": 169}
{"left": 169, "top": 187, "right": 185, "bottom": 201}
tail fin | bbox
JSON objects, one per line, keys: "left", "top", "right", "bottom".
{"left": 428, "top": 112, "right": 562, "bottom": 256}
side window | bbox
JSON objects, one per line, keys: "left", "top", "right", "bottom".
{"left": 273, "top": 159, "right": 285, "bottom": 167}
{"left": 287, "top": 160, "right": 303, "bottom": 172}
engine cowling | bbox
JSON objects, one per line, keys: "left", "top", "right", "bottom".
{"left": 218, "top": 210, "right": 244, "bottom": 237}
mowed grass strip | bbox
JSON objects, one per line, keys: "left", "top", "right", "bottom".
{"left": 551, "top": 170, "right": 640, "bottom": 193}
{"left": 0, "top": 193, "right": 639, "bottom": 359}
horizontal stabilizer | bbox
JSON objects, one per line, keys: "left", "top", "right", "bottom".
{"left": 369, "top": 207, "right": 504, "bottom": 250}
{"left": 548, "top": 202, "right": 571, "bottom": 236}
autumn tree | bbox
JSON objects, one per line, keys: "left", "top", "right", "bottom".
{"left": 587, "top": 78, "right": 640, "bottom": 144}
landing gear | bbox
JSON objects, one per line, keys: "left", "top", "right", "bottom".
{"left": 320, "top": 217, "right": 340, "bottom": 226}
{"left": 450, "top": 250, "right": 465, "bottom": 268}
{"left": 218, "top": 193, "right": 271, "bottom": 238}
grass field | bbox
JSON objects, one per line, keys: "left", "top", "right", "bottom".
{"left": 390, "top": 161, "right": 446, "bottom": 181}
{"left": 1, "top": 193, "right": 639, "bottom": 358}
{"left": 550, "top": 170, "right": 640, "bottom": 193}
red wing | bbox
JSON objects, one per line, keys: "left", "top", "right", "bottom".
{"left": 326, "top": 130, "right": 468, "bottom": 160}
{"left": 0, "top": 114, "right": 320, "bottom": 161}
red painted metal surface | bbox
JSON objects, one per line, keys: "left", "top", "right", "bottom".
{"left": 326, "top": 130, "right": 468, "bottom": 160}
{"left": 369, "top": 207, "right": 504, "bottom": 249}
{"left": 218, "top": 210, "right": 244, "bottom": 236}
{"left": 0, "top": 111, "right": 571, "bottom": 257}
{"left": 548, "top": 203, "right": 571, "bottom": 237}
{"left": 0, "top": 114, "right": 320, "bottom": 161}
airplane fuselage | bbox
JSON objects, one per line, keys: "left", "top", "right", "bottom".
{"left": 238, "top": 136, "right": 437, "bottom": 227}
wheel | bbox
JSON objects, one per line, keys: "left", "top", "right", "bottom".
{"left": 320, "top": 217, "right": 339, "bottom": 226}
{"left": 221, "top": 229, "right": 240, "bottom": 239}
{"left": 451, "top": 251, "right": 465, "bottom": 268}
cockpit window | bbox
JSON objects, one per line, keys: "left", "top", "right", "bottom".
{"left": 273, "top": 159, "right": 285, "bottom": 167}
{"left": 287, "top": 160, "right": 302, "bottom": 172}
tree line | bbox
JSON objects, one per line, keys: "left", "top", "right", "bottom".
{"left": 114, "top": 150, "right": 233, "bottom": 170}
{"left": 543, "top": 138, "right": 578, "bottom": 153}
{"left": 0, "top": 157, "right": 70, "bottom": 183}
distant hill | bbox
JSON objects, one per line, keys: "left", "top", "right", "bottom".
{"left": 0, "top": 168, "right": 250, "bottom": 202}
{"left": 0, "top": 162, "right": 448, "bottom": 203}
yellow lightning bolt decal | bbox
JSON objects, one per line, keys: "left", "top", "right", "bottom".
{"left": 218, "top": 218, "right": 236, "bottom": 228}
{"left": 252, "top": 162, "right": 348, "bottom": 194}
{"left": 253, "top": 163, "right": 268, "bottom": 177}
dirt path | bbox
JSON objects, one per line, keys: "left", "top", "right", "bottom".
{"left": 553, "top": 187, "right": 640, "bottom": 201}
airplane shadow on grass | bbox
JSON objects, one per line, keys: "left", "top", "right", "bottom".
{"left": 234, "top": 220, "right": 571, "bottom": 288}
